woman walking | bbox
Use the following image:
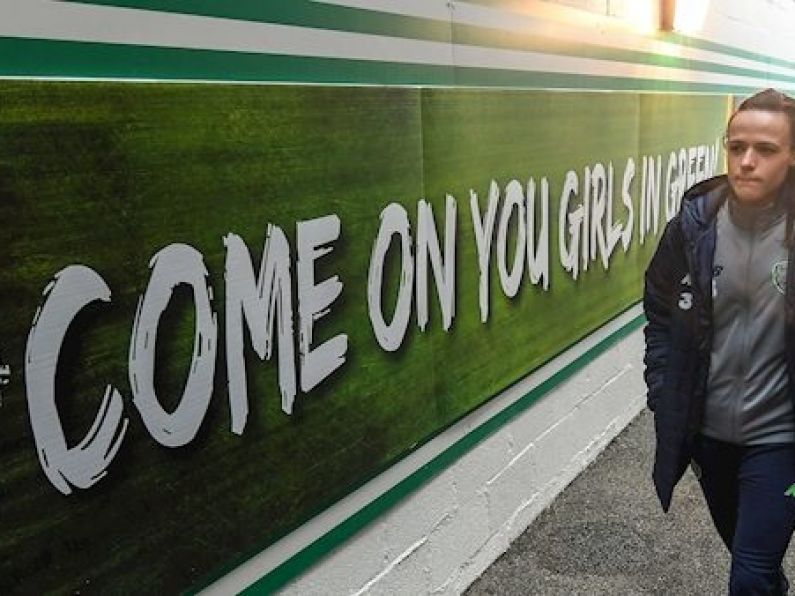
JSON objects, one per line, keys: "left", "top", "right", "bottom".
{"left": 644, "top": 88, "right": 795, "bottom": 594}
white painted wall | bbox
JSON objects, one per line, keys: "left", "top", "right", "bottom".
{"left": 276, "top": 319, "right": 647, "bottom": 595}
{"left": 699, "top": 1, "right": 795, "bottom": 59}
{"left": 542, "top": 0, "right": 795, "bottom": 63}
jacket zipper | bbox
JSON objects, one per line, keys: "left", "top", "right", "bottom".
{"left": 733, "top": 225, "right": 755, "bottom": 443}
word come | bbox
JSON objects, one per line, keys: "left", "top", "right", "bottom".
{"left": 25, "top": 217, "right": 347, "bottom": 495}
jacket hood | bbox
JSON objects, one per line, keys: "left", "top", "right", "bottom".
{"left": 680, "top": 174, "right": 730, "bottom": 232}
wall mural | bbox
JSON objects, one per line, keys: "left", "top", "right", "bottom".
{"left": 0, "top": 82, "right": 729, "bottom": 593}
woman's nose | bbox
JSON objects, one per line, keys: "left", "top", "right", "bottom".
{"left": 741, "top": 148, "right": 756, "bottom": 168}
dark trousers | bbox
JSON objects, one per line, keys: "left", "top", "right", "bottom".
{"left": 692, "top": 435, "right": 795, "bottom": 595}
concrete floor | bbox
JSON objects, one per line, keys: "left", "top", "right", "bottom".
{"left": 466, "top": 409, "right": 795, "bottom": 595}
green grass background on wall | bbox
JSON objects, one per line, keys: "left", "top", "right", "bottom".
{"left": 0, "top": 82, "right": 728, "bottom": 593}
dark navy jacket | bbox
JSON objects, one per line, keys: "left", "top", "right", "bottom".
{"left": 643, "top": 174, "right": 795, "bottom": 511}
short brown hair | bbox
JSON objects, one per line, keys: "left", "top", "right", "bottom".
{"left": 728, "top": 88, "right": 795, "bottom": 148}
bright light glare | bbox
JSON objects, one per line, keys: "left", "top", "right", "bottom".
{"left": 674, "top": 0, "right": 710, "bottom": 34}
{"left": 624, "top": 2, "right": 657, "bottom": 33}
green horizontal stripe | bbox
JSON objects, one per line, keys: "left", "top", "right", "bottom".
{"left": 65, "top": 0, "right": 795, "bottom": 88}
{"left": 4, "top": 36, "right": 791, "bottom": 95}
{"left": 229, "top": 310, "right": 647, "bottom": 594}
{"left": 0, "top": 37, "right": 455, "bottom": 85}
{"left": 65, "top": 0, "right": 453, "bottom": 43}
{"left": 663, "top": 31, "right": 795, "bottom": 73}
{"left": 453, "top": 66, "right": 791, "bottom": 94}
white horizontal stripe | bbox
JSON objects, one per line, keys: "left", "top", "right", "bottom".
{"left": 311, "top": 0, "right": 453, "bottom": 22}
{"left": 200, "top": 304, "right": 645, "bottom": 594}
{"left": 1, "top": 0, "right": 791, "bottom": 91}
{"left": 453, "top": 44, "right": 789, "bottom": 89}
{"left": 315, "top": 0, "right": 596, "bottom": 27}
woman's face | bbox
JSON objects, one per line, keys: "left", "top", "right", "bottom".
{"left": 726, "top": 109, "right": 795, "bottom": 205}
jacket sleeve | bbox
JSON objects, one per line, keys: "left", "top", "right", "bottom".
{"left": 643, "top": 215, "right": 686, "bottom": 412}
